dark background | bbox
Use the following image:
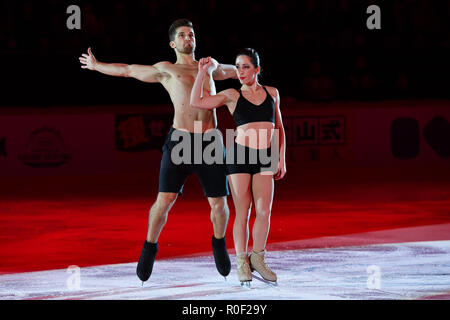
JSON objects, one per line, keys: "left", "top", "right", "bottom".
{"left": 1, "top": 0, "right": 449, "bottom": 107}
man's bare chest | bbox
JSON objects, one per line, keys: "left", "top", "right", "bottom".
{"left": 169, "top": 65, "right": 198, "bottom": 85}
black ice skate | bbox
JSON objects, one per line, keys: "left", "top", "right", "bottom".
{"left": 211, "top": 235, "right": 231, "bottom": 279}
{"left": 136, "top": 241, "right": 158, "bottom": 284}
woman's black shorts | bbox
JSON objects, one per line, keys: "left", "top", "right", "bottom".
{"left": 225, "top": 141, "right": 277, "bottom": 176}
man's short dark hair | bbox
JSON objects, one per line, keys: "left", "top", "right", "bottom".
{"left": 168, "top": 19, "right": 193, "bottom": 41}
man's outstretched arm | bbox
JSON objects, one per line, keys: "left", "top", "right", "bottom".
{"left": 210, "top": 58, "right": 238, "bottom": 81}
{"left": 79, "top": 47, "right": 170, "bottom": 83}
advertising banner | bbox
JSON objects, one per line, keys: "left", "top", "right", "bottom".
{"left": 0, "top": 115, "right": 115, "bottom": 176}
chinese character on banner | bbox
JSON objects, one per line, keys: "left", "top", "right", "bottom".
{"left": 331, "top": 147, "right": 343, "bottom": 160}
{"left": 287, "top": 116, "right": 345, "bottom": 146}
{"left": 115, "top": 114, "right": 172, "bottom": 152}
{"left": 117, "top": 116, "right": 149, "bottom": 149}
{"left": 319, "top": 117, "right": 345, "bottom": 145}
{"left": 292, "top": 117, "right": 318, "bottom": 145}
{"left": 148, "top": 120, "right": 165, "bottom": 137}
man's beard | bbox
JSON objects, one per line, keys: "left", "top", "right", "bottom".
{"left": 177, "top": 44, "right": 194, "bottom": 54}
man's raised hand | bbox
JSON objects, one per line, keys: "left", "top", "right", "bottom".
{"left": 79, "top": 47, "right": 97, "bottom": 70}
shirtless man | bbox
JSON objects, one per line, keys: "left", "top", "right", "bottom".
{"left": 79, "top": 19, "right": 237, "bottom": 283}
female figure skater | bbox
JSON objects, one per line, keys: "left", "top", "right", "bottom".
{"left": 190, "top": 48, "right": 286, "bottom": 284}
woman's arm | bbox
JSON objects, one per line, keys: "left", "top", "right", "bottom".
{"left": 272, "top": 88, "right": 287, "bottom": 180}
{"left": 190, "top": 57, "right": 231, "bottom": 109}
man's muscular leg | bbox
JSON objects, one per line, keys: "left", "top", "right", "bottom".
{"left": 208, "top": 196, "right": 231, "bottom": 277}
{"left": 146, "top": 192, "right": 178, "bottom": 243}
{"left": 208, "top": 196, "right": 229, "bottom": 239}
{"left": 137, "top": 192, "right": 178, "bottom": 283}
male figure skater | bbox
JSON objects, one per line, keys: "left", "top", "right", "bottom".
{"left": 79, "top": 19, "right": 237, "bottom": 283}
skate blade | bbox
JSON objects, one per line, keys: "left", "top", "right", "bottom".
{"left": 240, "top": 281, "right": 251, "bottom": 288}
{"left": 252, "top": 274, "right": 278, "bottom": 286}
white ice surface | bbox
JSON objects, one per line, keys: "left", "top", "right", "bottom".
{"left": 1, "top": 240, "right": 449, "bottom": 300}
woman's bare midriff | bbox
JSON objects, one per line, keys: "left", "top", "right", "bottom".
{"left": 235, "top": 122, "right": 275, "bottom": 149}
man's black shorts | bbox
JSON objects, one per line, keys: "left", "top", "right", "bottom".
{"left": 158, "top": 127, "right": 229, "bottom": 197}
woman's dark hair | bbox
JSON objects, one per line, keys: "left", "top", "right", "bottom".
{"left": 168, "top": 19, "right": 193, "bottom": 41}
{"left": 236, "top": 48, "right": 262, "bottom": 80}
{"left": 236, "top": 48, "right": 260, "bottom": 68}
